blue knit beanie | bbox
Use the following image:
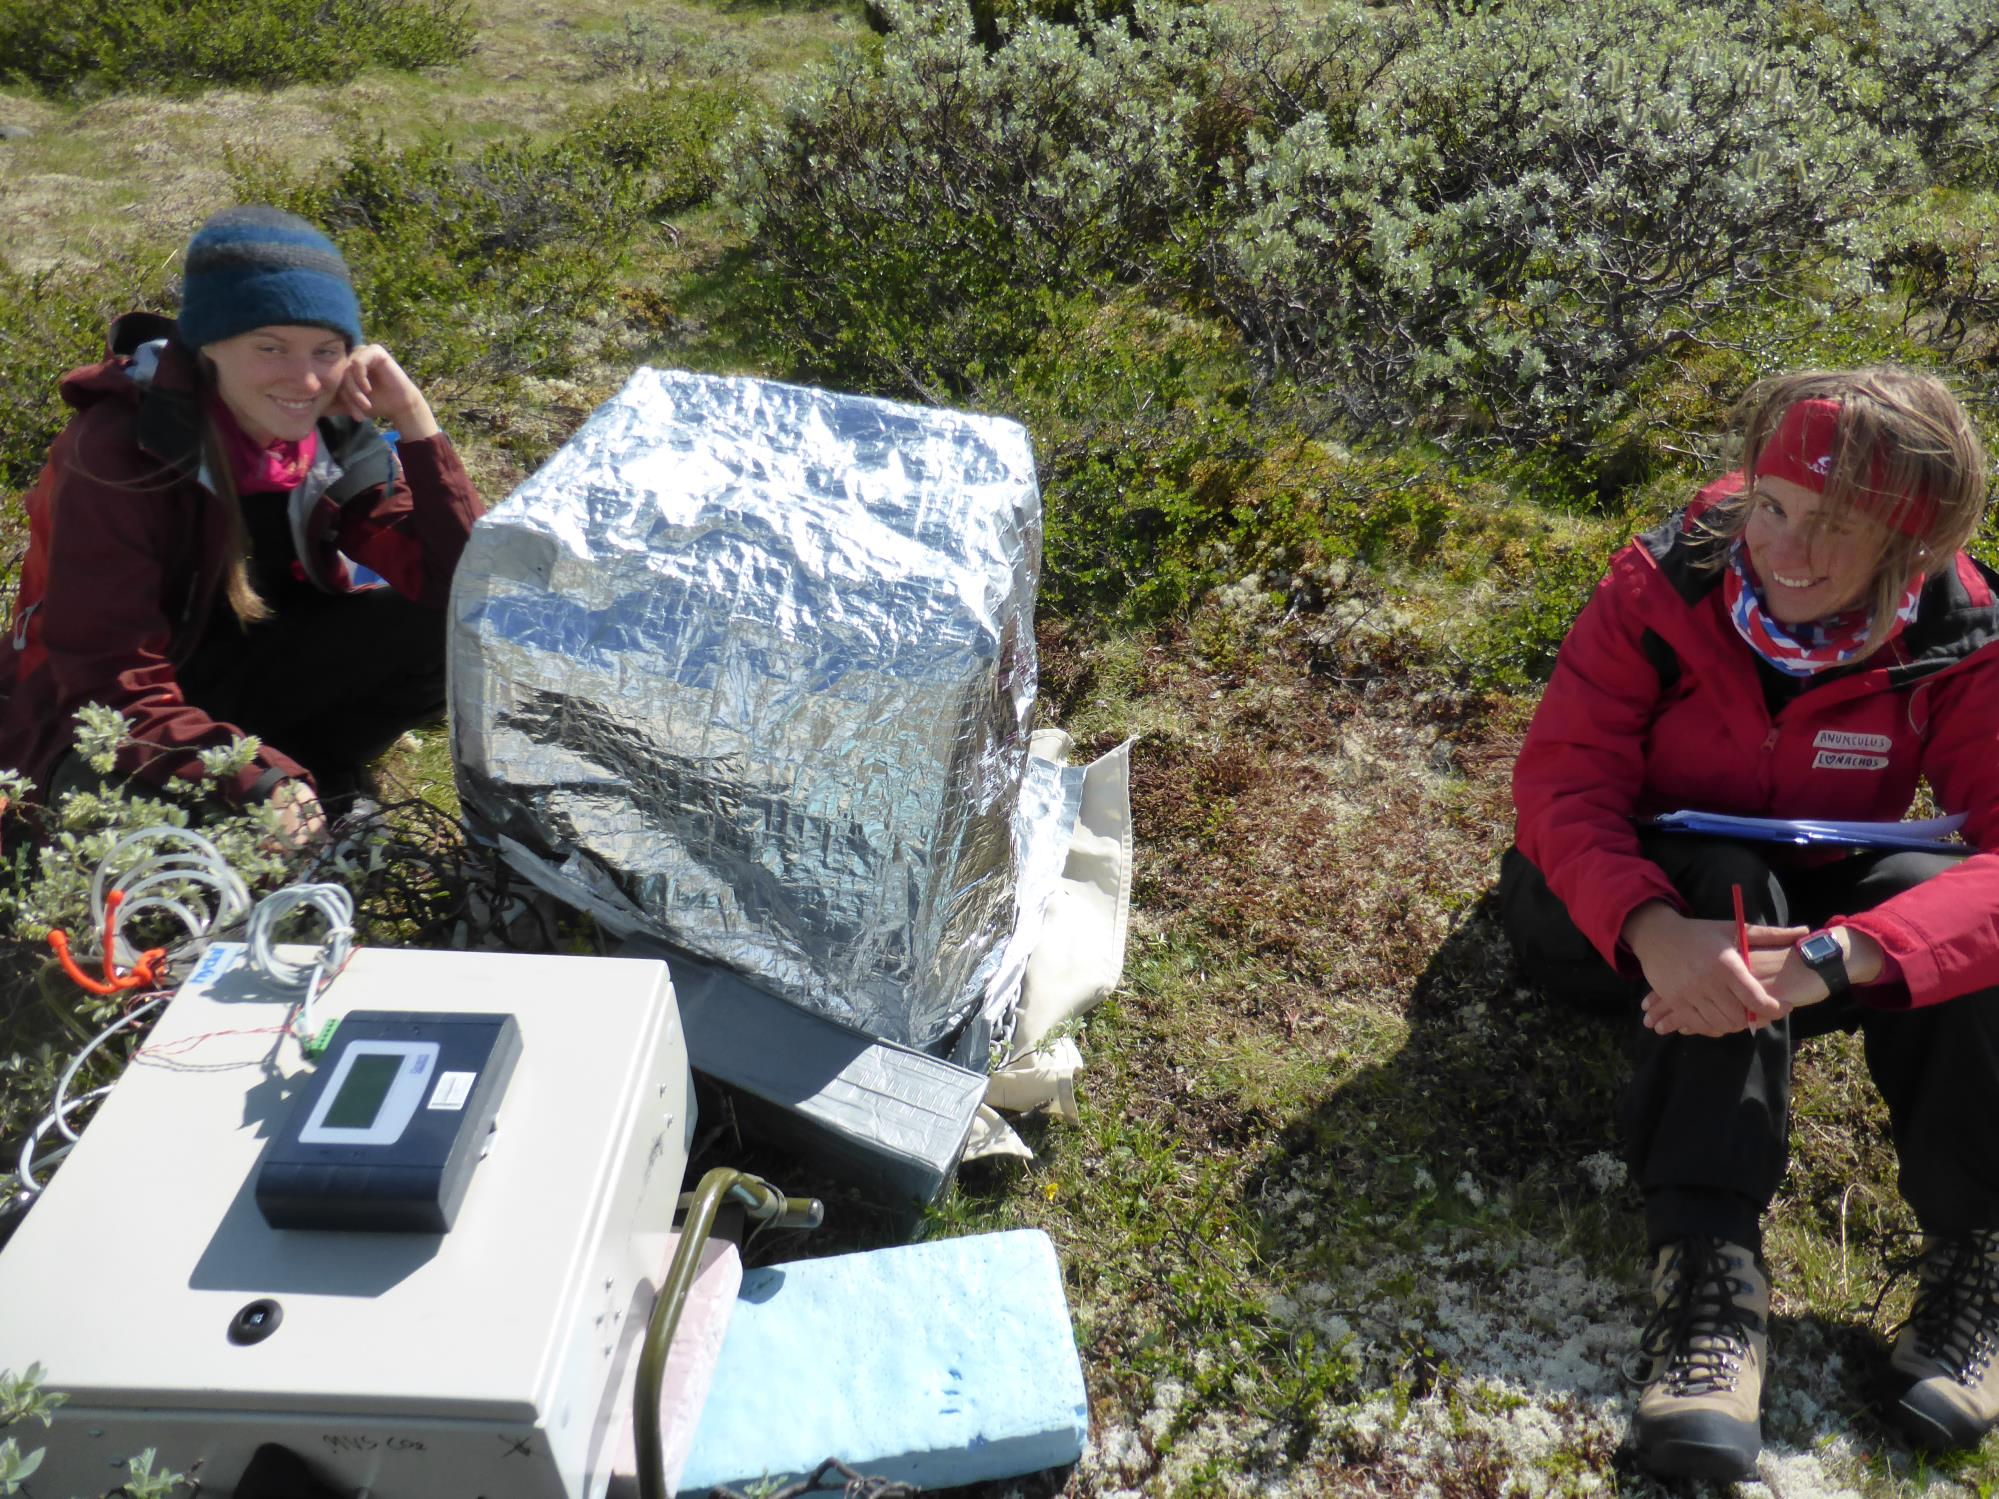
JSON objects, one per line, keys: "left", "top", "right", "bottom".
{"left": 176, "top": 206, "right": 363, "bottom": 352}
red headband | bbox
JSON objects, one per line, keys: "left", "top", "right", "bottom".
{"left": 1753, "top": 398, "right": 1936, "bottom": 539}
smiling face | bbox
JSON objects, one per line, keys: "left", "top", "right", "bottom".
{"left": 1741, "top": 474, "right": 1886, "bottom": 625}
{"left": 202, "top": 324, "right": 350, "bottom": 444}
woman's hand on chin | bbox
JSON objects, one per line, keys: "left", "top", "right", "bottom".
{"left": 1623, "top": 900, "right": 1804, "bottom": 1037}
{"left": 333, "top": 344, "right": 440, "bottom": 441}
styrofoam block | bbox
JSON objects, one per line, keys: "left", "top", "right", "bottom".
{"left": 677, "top": 1229, "right": 1088, "bottom": 1494}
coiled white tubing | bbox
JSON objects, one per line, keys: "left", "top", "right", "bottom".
{"left": 89, "top": 826, "right": 252, "bottom": 967}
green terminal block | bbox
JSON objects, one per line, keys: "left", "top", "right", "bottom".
{"left": 301, "top": 1018, "right": 341, "bottom": 1061}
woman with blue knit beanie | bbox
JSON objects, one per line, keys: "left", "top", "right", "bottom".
{"left": 0, "top": 205, "right": 485, "bottom": 842}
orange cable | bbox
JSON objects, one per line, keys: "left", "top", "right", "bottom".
{"left": 46, "top": 887, "right": 168, "bottom": 998}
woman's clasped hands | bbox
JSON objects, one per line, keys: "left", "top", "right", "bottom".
{"left": 1624, "top": 900, "right": 1804, "bottom": 1036}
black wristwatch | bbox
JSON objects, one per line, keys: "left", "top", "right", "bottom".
{"left": 1797, "top": 931, "right": 1851, "bottom": 998}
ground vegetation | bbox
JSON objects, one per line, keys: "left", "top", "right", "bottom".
{"left": 0, "top": 0, "right": 472, "bottom": 95}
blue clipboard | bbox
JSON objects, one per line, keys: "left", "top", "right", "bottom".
{"left": 1646, "top": 809, "right": 1970, "bottom": 852}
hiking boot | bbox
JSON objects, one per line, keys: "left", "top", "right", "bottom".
{"left": 1885, "top": 1231, "right": 1999, "bottom": 1451}
{"left": 1630, "top": 1237, "right": 1769, "bottom": 1480}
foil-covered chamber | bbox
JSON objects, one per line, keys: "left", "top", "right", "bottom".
{"left": 450, "top": 369, "right": 1045, "bottom": 1048}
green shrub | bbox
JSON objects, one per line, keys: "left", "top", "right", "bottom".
{"left": 1754, "top": 0, "right": 1999, "bottom": 189}
{"left": 569, "top": 86, "right": 741, "bottom": 216}
{"left": 723, "top": 0, "right": 1239, "bottom": 396}
{"left": 729, "top": 0, "right": 1993, "bottom": 456}
{"left": 996, "top": 300, "right": 1265, "bottom": 620}
{"left": 1457, "top": 529, "right": 1622, "bottom": 687}
{"left": 1866, "top": 191, "right": 1999, "bottom": 367}
{"left": 0, "top": 709, "right": 293, "bottom": 956}
{"left": 580, "top": 12, "right": 751, "bottom": 91}
{"left": 582, "top": 13, "right": 694, "bottom": 79}
{"left": 233, "top": 136, "right": 635, "bottom": 398}
{"left": 0, "top": 0, "right": 472, "bottom": 95}
{"left": 0, "top": 1364, "right": 58, "bottom": 1494}
{"left": 1206, "top": 0, "right": 1888, "bottom": 450}
{"left": 1852, "top": 0, "right": 1999, "bottom": 187}
{"left": 935, "top": 0, "right": 1152, "bottom": 52}
{"left": 230, "top": 86, "right": 738, "bottom": 403}
{"left": 994, "top": 298, "right": 1439, "bottom": 626}
{"left": 0, "top": 259, "right": 172, "bottom": 513}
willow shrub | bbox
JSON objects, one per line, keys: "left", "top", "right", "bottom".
{"left": 1745, "top": 0, "right": 1999, "bottom": 189}
{"left": 0, "top": 0, "right": 471, "bottom": 95}
{"left": 1207, "top": 0, "right": 1891, "bottom": 449}
{"left": 733, "top": 0, "right": 1999, "bottom": 454}
{"left": 723, "top": 0, "right": 1241, "bottom": 398}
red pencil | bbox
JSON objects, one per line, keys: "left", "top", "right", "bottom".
{"left": 1733, "top": 883, "right": 1755, "bottom": 1027}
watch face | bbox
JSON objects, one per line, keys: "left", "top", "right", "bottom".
{"left": 1800, "top": 933, "right": 1841, "bottom": 964}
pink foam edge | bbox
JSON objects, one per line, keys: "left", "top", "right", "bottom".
{"left": 611, "top": 1233, "right": 746, "bottom": 1493}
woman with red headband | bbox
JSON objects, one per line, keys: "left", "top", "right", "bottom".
{"left": 1500, "top": 369, "right": 1998, "bottom": 1479}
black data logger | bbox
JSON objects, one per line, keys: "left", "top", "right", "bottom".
{"left": 255, "top": 1011, "right": 521, "bottom": 1232}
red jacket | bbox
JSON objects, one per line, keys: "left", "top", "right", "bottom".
{"left": 1513, "top": 484, "right": 1999, "bottom": 1009}
{"left": 0, "top": 313, "right": 485, "bottom": 804}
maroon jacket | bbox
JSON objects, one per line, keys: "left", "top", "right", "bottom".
{"left": 1514, "top": 481, "right": 1999, "bottom": 1009}
{"left": 0, "top": 313, "right": 485, "bottom": 804}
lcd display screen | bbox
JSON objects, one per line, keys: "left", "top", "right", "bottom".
{"left": 324, "top": 1052, "right": 404, "bottom": 1131}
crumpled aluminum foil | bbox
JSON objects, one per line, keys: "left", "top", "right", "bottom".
{"left": 450, "top": 369, "right": 1051, "bottom": 1048}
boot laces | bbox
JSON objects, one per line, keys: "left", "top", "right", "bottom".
{"left": 1633, "top": 1238, "right": 1758, "bottom": 1396}
{"left": 1902, "top": 1232, "right": 1999, "bottom": 1385}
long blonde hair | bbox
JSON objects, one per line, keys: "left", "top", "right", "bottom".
{"left": 190, "top": 356, "right": 273, "bottom": 627}
{"left": 1697, "top": 368, "right": 1989, "bottom": 652}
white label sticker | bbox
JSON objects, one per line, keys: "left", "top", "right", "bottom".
{"left": 187, "top": 942, "right": 242, "bottom": 987}
{"left": 428, "top": 1071, "right": 476, "bottom": 1112}
{"left": 1813, "top": 750, "right": 1890, "bottom": 772}
{"left": 1813, "top": 729, "right": 1892, "bottom": 754}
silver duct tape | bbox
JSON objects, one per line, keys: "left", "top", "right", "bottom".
{"left": 451, "top": 369, "right": 1047, "bottom": 1047}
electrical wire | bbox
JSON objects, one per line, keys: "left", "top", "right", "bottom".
{"left": 244, "top": 882, "right": 356, "bottom": 1041}
{"left": 17, "top": 801, "right": 555, "bottom": 1206}
{"left": 12, "top": 1084, "right": 115, "bottom": 1203}
{"left": 30, "top": 829, "right": 255, "bottom": 1155}
{"left": 49, "top": 993, "right": 169, "bottom": 1145}
{"left": 17, "top": 878, "right": 352, "bottom": 1200}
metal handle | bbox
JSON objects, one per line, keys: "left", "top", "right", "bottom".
{"left": 636, "top": 1168, "right": 823, "bottom": 1499}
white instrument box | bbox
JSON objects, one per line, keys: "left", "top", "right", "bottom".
{"left": 0, "top": 944, "right": 692, "bottom": 1498}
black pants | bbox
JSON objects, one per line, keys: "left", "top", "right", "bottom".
{"left": 1500, "top": 834, "right": 1999, "bottom": 1249}
{"left": 53, "top": 586, "right": 447, "bottom": 806}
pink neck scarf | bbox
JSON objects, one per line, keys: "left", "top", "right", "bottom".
{"left": 207, "top": 393, "right": 318, "bottom": 494}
